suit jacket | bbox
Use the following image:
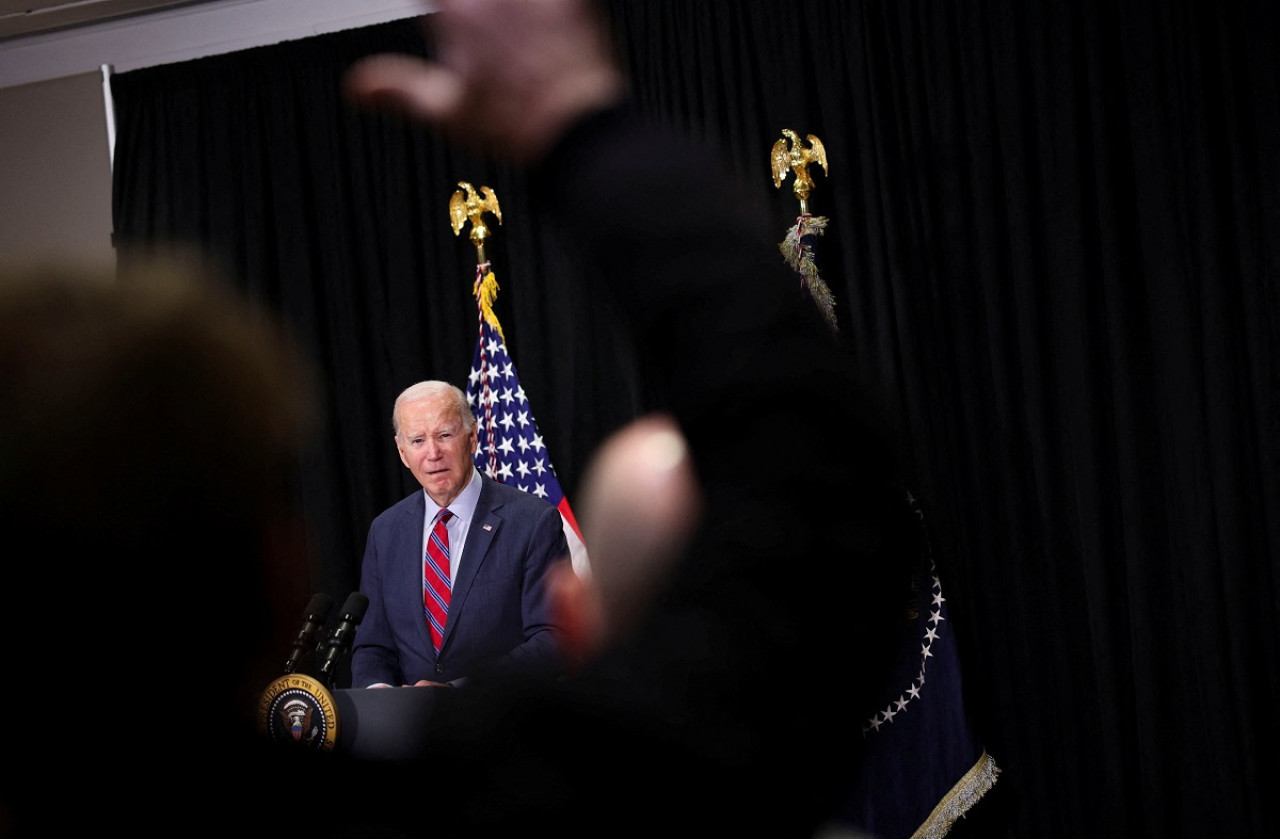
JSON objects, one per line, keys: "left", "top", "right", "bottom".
{"left": 350, "top": 475, "right": 569, "bottom": 687}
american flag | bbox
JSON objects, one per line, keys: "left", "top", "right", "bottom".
{"left": 465, "top": 266, "right": 590, "bottom": 577}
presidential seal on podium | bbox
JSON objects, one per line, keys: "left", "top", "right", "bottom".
{"left": 258, "top": 673, "right": 339, "bottom": 752}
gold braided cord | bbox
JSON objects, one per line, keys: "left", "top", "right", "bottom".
{"left": 472, "top": 264, "right": 504, "bottom": 340}
{"left": 909, "top": 750, "right": 1002, "bottom": 839}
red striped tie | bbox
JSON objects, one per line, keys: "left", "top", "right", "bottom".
{"left": 424, "top": 508, "right": 454, "bottom": 653}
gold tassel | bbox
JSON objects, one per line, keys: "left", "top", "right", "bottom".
{"left": 780, "top": 214, "right": 838, "bottom": 332}
{"left": 472, "top": 263, "right": 505, "bottom": 341}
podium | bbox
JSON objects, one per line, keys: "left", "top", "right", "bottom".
{"left": 259, "top": 674, "right": 440, "bottom": 760}
{"left": 332, "top": 686, "right": 439, "bottom": 760}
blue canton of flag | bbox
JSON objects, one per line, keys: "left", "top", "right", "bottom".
{"left": 465, "top": 268, "right": 589, "bottom": 576}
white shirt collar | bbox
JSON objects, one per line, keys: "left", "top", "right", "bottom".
{"left": 425, "top": 466, "right": 482, "bottom": 523}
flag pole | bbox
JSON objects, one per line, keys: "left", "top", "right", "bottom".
{"left": 450, "top": 182, "right": 591, "bottom": 578}
{"left": 769, "top": 137, "right": 1002, "bottom": 835}
{"left": 771, "top": 129, "right": 838, "bottom": 332}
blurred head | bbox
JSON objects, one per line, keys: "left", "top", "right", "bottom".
{"left": 0, "top": 254, "right": 320, "bottom": 719}
{"left": 394, "top": 380, "right": 479, "bottom": 506}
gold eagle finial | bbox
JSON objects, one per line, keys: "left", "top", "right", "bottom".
{"left": 449, "top": 181, "right": 503, "bottom": 263}
{"left": 771, "top": 129, "right": 827, "bottom": 214}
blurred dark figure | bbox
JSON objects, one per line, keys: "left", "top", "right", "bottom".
{"left": 0, "top": 254, "right": 324, "bottom": 835}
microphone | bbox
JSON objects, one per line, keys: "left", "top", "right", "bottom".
{"left": 317, "top": 591, "right": 369, "bottom": 685}
{"left": 283, "top": 592, "right": 333, "bottom": 675}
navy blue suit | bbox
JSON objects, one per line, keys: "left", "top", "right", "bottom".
{"left": 350, "top": 475, "right": 569, "bottom": 687}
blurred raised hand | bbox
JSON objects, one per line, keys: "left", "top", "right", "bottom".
{"left": 344, "top": 0, "right": 626, "bottom": 162}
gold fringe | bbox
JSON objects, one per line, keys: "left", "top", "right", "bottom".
{"left": 909, "top": 750, "right": 1002, "bottom": 839}
{"left": 779, "top": 214, "right": 838, "bottom": 332}
{"left": 472, "top": 264, "right": 505, "bottom": 340}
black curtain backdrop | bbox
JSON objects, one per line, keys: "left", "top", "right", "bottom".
{"left": 110, "top": 2, "right": 1277, "bottom": 837}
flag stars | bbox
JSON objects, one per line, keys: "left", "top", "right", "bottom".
{"left": 862, "top": 570, "right": 952, "bottom": 736}
{"left": 466, "top": 322, "right": 572, "bottom": 531}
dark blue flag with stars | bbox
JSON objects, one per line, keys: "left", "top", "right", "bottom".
{"left": 778, "top": 201, "right": 999, "bottom": 837}
{"left": 832, "top": 492, "right": 1000, "bottom": 839}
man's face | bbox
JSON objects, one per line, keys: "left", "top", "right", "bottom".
{"left": 395, "top": 396, "right": 478, "bottom": 507}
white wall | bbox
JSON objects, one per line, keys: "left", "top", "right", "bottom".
{"left": 0, "top": 0, "right": 428, "bottom": 270}
{"left": 0, "top": 71, "right": 115, "bottom": 270}
{"left": 0, "top": 0, "right": 428, "bottom": 89}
